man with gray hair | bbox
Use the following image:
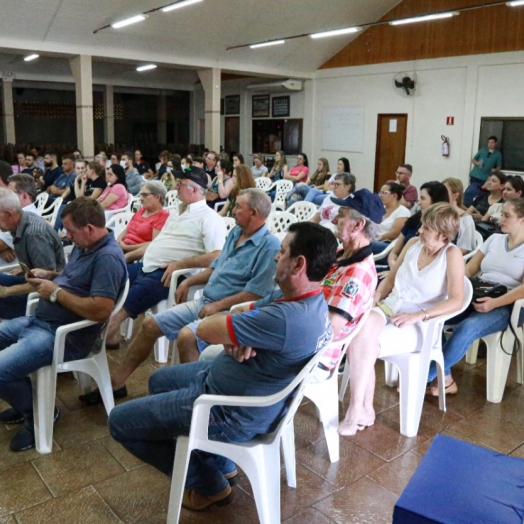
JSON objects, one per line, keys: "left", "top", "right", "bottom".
{"left": 7, "top": 174, "right": 39, "bottom": 215}
{"left": 81, "top": 188, "right": 280, "bottom": 405}
{"left": 0, "top": 188, "right": 65, "bottom": 319}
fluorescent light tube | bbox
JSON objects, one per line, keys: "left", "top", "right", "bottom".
{"left": 24, "top": 54, "right": 39, "bottom": 62}
{"left": 390, "top": 12, "right": 459, "bottom": 25}
{"left": 250, "top": 40, "right": 285, "bottom": 49}
{"left": 310, "top": 27, "right": 360, "bottom": 39}
{"left": 507, "top": 1, "right": 524, "bottom": 6}
{"left": 162, "top": 0, "right": 203, "bottom": 12}
{"left": 112, "top": 15, "right": 146, "bottom": 29}
{"left": 137, "top": 64, "right": 157, "bottom": 72}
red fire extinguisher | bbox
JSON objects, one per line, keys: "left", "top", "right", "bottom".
{"left": 441, "top": 135, "right": 450, "bottom": 157}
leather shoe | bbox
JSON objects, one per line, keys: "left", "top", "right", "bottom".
{"left": 182, "top": 485, "right": 233, "bottom": 511}
{"left": 0, "top": 407, "right": 24, "bottom": 425}
{"left": 78, "top": 386, "right": 128, "bottom": 406}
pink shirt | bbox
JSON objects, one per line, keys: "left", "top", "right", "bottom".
{"left": 289, "top": 165, "right": 309, "bottom": 182}
{"left": 99, "top": 184, "right": 128, "bottom": 210}
{"left": 124, "top": 208, "right": 170, "bottom": 245}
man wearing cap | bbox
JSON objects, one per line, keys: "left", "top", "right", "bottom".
{"left": 104, "top": 167, "right": 227, "bottom": 349}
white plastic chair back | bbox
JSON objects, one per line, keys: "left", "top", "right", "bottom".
{"left": 29, "top": 279, "right": 130, "bottom": 453}
{"left": 255, "top": 177, "right": 272, "bottom": 191}
{"left": 266, "top": 211, "right": 297, "bottom": 234}
{"left": 63, "top": 245, "right": 74, "bottom": 262}
{"left": 275, "top": 179, "right": 293, "bottom": 194}
{"left": 165, "top": 190, "right": 179, "bottom": 208}
{"left": 463, "top": 231, "right": 483, "bottom": 262}
{"left": 214, "top": 201, "right": 226, "bottom": 212}
{"left": 287, "top": 201, "right": 318, "bottom": 222}
{"left": 304, "top": 308, "right": 370, "bottom": 463}
{"left": 377, "top": 277, "right": 473, "bottom": 437}
{"left": 35, "top": 192, "right": 49, "bottom": 212}
{"left": 109, "top": 192, "right": 134, "bottom": 215}
{"left": 40, "top": 197, "right": 63, "bottom": 228}
{"left": 223, "top": 217, "right": 236, "bottom": 236}
{"left": 167, "top": 343, "right": 330, "bottom": 524}
{"left": 106, "top": 212, "right": 134, "bottom": 239}
{"left": 373, "top": 238, "right": 398, "bottom": 262}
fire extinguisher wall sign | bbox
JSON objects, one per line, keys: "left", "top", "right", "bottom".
{"left": 441, "top": 135, "right": 450, "bottom": 157}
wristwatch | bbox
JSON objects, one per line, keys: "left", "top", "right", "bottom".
{"left": 50, "top": 287, "right": 62, "bottom": 303}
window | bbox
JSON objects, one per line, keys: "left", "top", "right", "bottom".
{"left": 252, "top": 119, "right": 303, "bottom": 155}
{"left": 480, "top": 118, "right": 524, "bottom": 172}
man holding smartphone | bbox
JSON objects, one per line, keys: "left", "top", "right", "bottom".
{"left": 0, "top": 188, "right": 64, "bottom": 319}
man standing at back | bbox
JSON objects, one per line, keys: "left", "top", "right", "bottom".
{"left": 464, "top": 136, "right": 502, "bottom": 207}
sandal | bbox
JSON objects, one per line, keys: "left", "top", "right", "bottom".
{"left": 338, "top": 417, "right": 375, "bottom": 437}
{"left": 430, "top": 379, "right": 458, "bottom": 397}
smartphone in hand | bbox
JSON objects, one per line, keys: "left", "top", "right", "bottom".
{"left": 19, "top": 262, "right": 36, "bottom": 279}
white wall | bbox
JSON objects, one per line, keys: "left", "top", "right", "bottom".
{"left": 310, "top": 51, "right": 524, "bottom": 191}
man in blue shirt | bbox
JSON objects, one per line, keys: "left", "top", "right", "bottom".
{"left": 464, "top": 136, "right": 503, "bottom": 207}
{"left": 36, "top": 152, "right": 63, "bottom": 192}
{"left": 81, "top": 188, "right": 280, "bottom": 405}
{"left": 108, "top": 221, "right": 336, "bottom": 511}
{"left": 47, "top": 153, "right": 76, "bottom": 203}
{"left": 0, "top": 198, "right": 127, "bottom": 452}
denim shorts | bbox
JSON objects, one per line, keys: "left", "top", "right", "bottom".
{"left": 123, "top": 262, "right": 170, "bottom": 318}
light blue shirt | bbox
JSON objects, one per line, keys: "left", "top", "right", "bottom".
{"left": 204, "top": 224, "right": 279, "bottom": 302}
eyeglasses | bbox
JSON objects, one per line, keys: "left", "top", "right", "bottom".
{"left": 332, "top": 182, "right": 345, "bottom": 188}
{"left": 395, "top": 171, "right": 408, "bottom": 176}
{"left": 140, "top": 192, "right": 153, "bottom": 197}
{"left": 379, "top": 190, "right": 391, "bottom": 195}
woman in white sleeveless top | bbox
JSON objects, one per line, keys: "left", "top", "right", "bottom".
{"left": 339, "top": 203, "right": 465, "bottom": 436}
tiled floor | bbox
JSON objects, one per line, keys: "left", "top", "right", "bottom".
{"left": 1, "top": 328, "right": 523, "bottom": 523}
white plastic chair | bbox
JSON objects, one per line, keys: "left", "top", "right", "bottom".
{"left": 304, "top": 309, "right": 370, "bottom": 463}
{"left": 376, "top": 278, "right": 473, "bottom": 437}
{"left": 255, "top": 177, "right": 272, "bottom": 191}
{"left": 214, "top": 201, "right": 226, "bottom": 212}
{"left": 35, "top": 192, "right": 49, "bottom": 213}
{"left": 165, "top": 189, "right": 179, "bottom": 209}
{"left": 463, "top": 231, "right": 483, "bottom": 262}
{"left": 223, "top": 217, "right": 236, "bottom": 236}
{"left": 106, "top": 212, "right": 134, "bottom": 239}
{"left": 271, "top": 180, "right": 294, "bottom": 211}
{"left": 166, "top": 344, "right": 329, "bottom": 524}
{"left": 40, "top": 197, "right": 63, "bottom": 228}
{"left": 287, "top": 201, "right": 318, "bottom": 222}
{"left": 266, "top": 211, "right": 297, "bottom": 234}
{"left": 108, "top": 192, "right": 134, "bottom": 215}
{"left": 465, "top": 298, "right": 524, "bottom": 403}
{"left": 372, "top": 239, "right": 398, "bottom": 262}
{"left": 28, "top": 279, "right": 130, "bottom": 454}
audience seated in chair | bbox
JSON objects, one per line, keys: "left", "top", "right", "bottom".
{"left": 103, "top": 167, "right": 226, "bottom": 351}
{"left": 0, "top": 198, "right": 127, "bottom": 452}
{"left": 339, "top": 203, "right": 464, "bottom": 437}
{"left": 107, "top": 222, "right": 336, "bottom": 511}
{"left": 395, "top": 164, "right": 418, "bottom": 210}
{"left": 82, "top": 188, "right": 280, "bottom": 405}
{"left": 309, "top": 173, "right": 355, "bottom": 227}
{"left": 465, "top": 173, "right": 506, "bottom": 222}
{"left": 116, "top": 180, "right": 170, "bottom": 263}
{"left": 0, "top": 188, "right": 65, "bottom": 319}
{"left": 7, "top": 173, "right": 40, "bottom": 215}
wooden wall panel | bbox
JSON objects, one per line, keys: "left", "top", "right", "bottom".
{"left": 321, "top": 0, "right": 524, "bottom": 69}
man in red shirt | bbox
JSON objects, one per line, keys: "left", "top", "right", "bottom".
{"left": 395, "top": 164, "right": 418, "bottom": 210}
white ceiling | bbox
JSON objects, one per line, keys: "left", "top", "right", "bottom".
{"left": 0, "top": 0, "right": 402, "bottom": 86}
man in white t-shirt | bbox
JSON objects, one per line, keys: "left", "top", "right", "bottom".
{"left": 105, "top": 167, "right": 227, "bottom": 348}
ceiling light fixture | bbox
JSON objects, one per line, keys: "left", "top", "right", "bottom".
{"left": 136, "top": 64, "right": 157, "bottom": 72}
{"left": 390, "top": 11, "right": 459, "bottom": 25}
{"left": 162, "top": 0, "right": 203, "bottom": 12}
{"left": 111, "top": 15, "right": 147, "bottom": 29}
{"left": 310, "top": 27, "right": 361, "bottom": 39}
{"left": 23, "top": 54, "right": 39, "bottom": 62}
{"left": 250, "top": 40, "right": 285, "bottom": 49}
{"left": 507, "top": 0, "right": 524, "bottom": 6}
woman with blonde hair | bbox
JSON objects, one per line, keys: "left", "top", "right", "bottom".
{"left": 443, "top": 177, "right": 476, "bottom": 254}
{"left": 265, "top": 150, "right": 288, "bottom": 182}
{"left": 219, "top": 164, "right": 256, "bottom": 217}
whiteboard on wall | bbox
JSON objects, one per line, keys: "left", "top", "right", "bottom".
{"left": 322, "top": 106, "right": 364, "bottom": 153}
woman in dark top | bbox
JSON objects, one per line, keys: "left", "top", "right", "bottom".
{"left": 75, "top": 161, "right": 107, "bottom": 199}
{"left": 387, "top": 181, "right": 449, "bottom": 269}
{"left": 466, "top": 172, "right": 506, "bottom": 221}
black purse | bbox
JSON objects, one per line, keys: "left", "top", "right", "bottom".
{"left": 470, "top": 277, "right": 507, "bottom": 302}
{"left": 475, "top": 221, "right": 501, "bottom": 241}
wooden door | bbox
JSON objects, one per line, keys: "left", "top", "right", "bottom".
{"left": 374, "top": 114, "right": 408, "bottom": 192}
{"left": 224, "top": 117, "right": 240, "bottom": 155}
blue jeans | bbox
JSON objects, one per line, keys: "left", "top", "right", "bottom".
{"left": 0, "top": 316, "right": 88, "bottom": 425}
{"left": 108, "top": 362, "right": 240, "bottom": 496}
{"left": 54, "top": 204, "right": 68, "bottom": 232}
{"left": 427, "top": 306, "right": 514, "bottom": 381}
{"left": 0, "top": 273, "right": 28, "bottom": 319}
{"left": 304, "top": 188, "right": 326, "bottom": 205}
{"left": 464, "top": 177, "right": 487, "bottom": 208}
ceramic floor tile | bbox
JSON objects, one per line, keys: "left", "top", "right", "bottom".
{"left": 509, "top": 443, "right": 524, "bottom": 458}
{"left": 94, "top": 465, "right": 170, "bottom": 524}
{"left": 442, "top": 411, "right": 524, "bottom": 454}
{"left": 0, "top": 462, "right": 52, "bottom": 517}
{"left": 296, "top": 438, "right": 385, "bottom": 488}
{"left": 314, "top": 476, "right": 398, "bottom": 523}
{"left": 481, "top": 385, "right": 524, "bottom": 428}
{"left": 283, "top": 506, "right": 337, "bottom": 523}
{"left": 99, "top": 436, "right": 145, "bottom": 471}
{"left": 294, "top": 402, "right": 335, "bottom": 449}
{"left": 32, "top": 440, "right": 125, "bottom": 496}
{"left": 237, "top": 461, "right": 339, "bottom": 521}
{"left": 0, "top": 515, "right": 17, "bottom": 524}
{"left": 367, "top": 450, "right": 422, "bottom": 497}
{"left": 14, "top": 486, "right": 122, "bottom": 524}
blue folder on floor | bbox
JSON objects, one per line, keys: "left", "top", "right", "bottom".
{"left": 394, "top": 434, "right": 524, "bottom": 523}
